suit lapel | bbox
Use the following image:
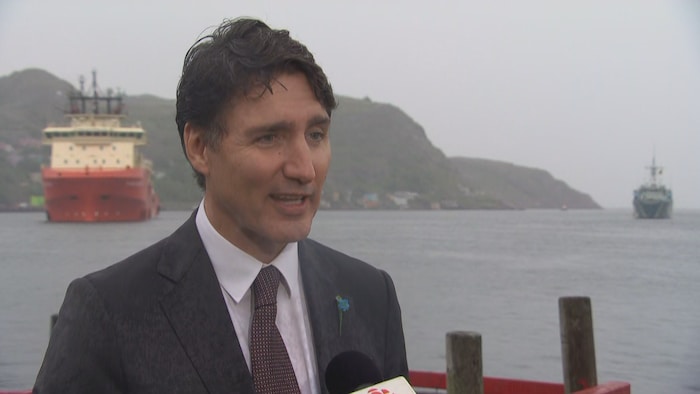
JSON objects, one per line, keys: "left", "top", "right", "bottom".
{"left": 299, "top": 240, "right": 349, "bottom": 393}
{"left": 158, "top": 213, "right": 254, "bottom": 394}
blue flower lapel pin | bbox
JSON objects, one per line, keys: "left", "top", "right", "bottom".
{"left": 335, "top": 295, "right": 350, "bottom": 336}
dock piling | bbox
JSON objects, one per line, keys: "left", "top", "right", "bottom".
{"left": 446, "top": 330, "right": 483, "bottom": 394}
{"left": 559, "top": 296, "right": 598, "bottom": 394}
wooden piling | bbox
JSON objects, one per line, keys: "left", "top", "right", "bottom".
{"left": 446, "top": 331, "right": 483, "bottom": 394}
{"left": 559, "top": 296, "right": 597, "bottom": 394}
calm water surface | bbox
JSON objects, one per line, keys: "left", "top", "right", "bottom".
{"left": 1, "top": 209, "right": 699, "bottom": 393}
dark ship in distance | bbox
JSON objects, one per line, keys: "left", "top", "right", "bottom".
{"left": 633, "top": 156, "right": 672, "bottom": 219}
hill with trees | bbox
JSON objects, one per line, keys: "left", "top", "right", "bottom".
{"left": 0, "top": 69, "right": 600, "bottom": 210}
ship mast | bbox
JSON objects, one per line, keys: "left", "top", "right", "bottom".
{"left": 68, "top": 70, "right": 124, "bottom": 116}
{"left": 92, "top": 69, "right": 99, "bottom": 114}
{"left": 646, "top": 155, "right": 663, "bottom": 186}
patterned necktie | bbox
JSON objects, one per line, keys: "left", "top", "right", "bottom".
{"left": 250, "top": 266, "right": 301, "bottom": 394}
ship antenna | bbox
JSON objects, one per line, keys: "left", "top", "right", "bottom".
{"left": 92, "top": 69, "right": 99, "bottom": 115}
{"left": 647, "top": 151, "right": 663, "bottom": 187}
{"left": 106, "top": 88, "right": 113, "bottom": 113}
{"left": 79, "top": 75, "right": 86, "bottom": 113}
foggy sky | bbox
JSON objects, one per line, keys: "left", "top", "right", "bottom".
{"left": 1, "top": 0, "right": 698, "bottom": 209}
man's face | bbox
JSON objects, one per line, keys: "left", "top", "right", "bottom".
{"left": 187, "top": 72, "right": 331, "bottom": 263}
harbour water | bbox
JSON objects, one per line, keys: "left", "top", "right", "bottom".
{"left": 1, "top": 209, "right": 699, "bottom": 393}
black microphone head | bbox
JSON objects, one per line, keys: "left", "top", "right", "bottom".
{"left": 325, "top": 351, "right": 383, "bottom": 394}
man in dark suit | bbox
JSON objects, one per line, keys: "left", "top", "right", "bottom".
{"left": 34, "top": 18, "right": 408, "bottom": 394}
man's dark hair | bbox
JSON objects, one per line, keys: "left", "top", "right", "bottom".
{"left": 175, "top": 18, "right": 337, "bottom": 189}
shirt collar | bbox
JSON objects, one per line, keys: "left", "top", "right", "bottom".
{"left": 195, "top": 200, "right": 300, "bottom": 304}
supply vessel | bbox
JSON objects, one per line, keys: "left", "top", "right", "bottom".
{"left": 41, "top": 71, "right": 159, "bottom": 222}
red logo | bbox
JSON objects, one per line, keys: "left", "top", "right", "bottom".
{"left": 366, "top": 388, "right": 392, "bottom": 394}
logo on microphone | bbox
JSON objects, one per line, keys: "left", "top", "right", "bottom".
{"left": 349, "top": 376, "right": 416, "bottom": 394}
{"left": 367, "top": 388, "right": 393, "bottom": 394}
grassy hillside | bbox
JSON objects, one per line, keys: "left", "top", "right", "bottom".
{"left": 450, "top": 157, "right": 600, "bottom": 209}
{"left": 0, "top": 68, "right": 70, "bottom": 141}
{"left": 327, "top": 97, "right": 467, "bottom": 200}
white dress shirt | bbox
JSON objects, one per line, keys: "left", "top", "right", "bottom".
{"left": 195, "top": 202, "right": 320, "bottom": 394}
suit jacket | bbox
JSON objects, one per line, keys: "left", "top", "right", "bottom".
{"left": 34, "top": 212, "right": 408, "bottom": 393}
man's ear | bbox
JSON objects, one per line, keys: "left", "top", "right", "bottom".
{"left": 183, "top": 123, "right": 209, "bottom": 175}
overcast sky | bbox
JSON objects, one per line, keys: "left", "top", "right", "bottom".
{"left": 1, "top": 0, "right": 699, "bottom": 209}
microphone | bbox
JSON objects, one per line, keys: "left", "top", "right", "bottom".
{"left": 325, "top": 351, "right": 383, "bottom": 394}
{"left": 325, "top": 351, "right": 415, "bottom": 394}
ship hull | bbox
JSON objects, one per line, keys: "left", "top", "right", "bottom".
{"left": 633, "top": 190, "right": 672, "bottom": 219}
{"left": 42, "top": 167, "right": 160, "bottom": 222}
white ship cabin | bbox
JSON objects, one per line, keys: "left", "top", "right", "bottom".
{"left": 43, "top": 114, "right": 148, "bottom": 170}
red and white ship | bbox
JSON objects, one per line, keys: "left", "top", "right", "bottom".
{"left": 41, "top": 71, "right": 160, "bottom": 222}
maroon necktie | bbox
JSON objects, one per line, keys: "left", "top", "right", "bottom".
{"left": 250, "top": 266, "right": 301, "bottom": 394}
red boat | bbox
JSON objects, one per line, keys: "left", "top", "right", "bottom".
{"left": 41, "top": 71, "right": 159, "bottom": 222}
